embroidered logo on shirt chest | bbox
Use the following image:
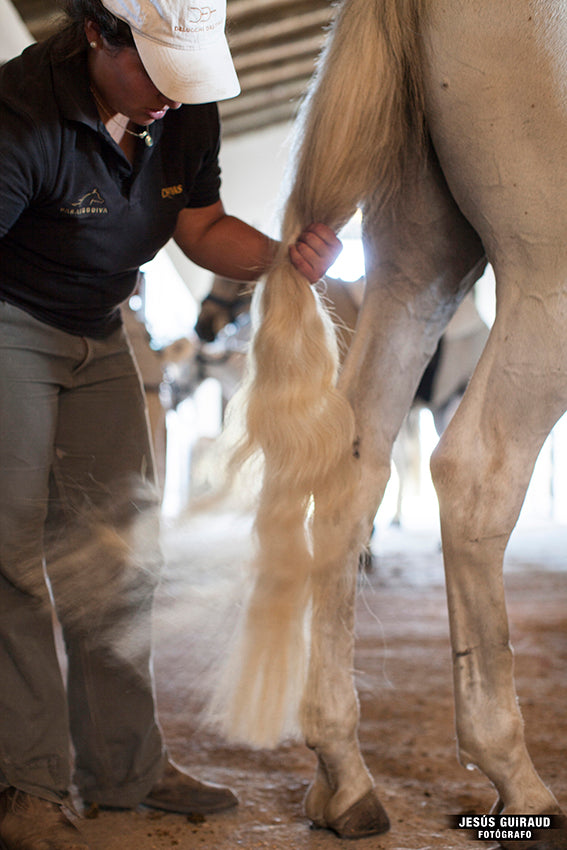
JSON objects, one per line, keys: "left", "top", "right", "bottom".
{"left": 59, "top": 188, "right": 109, "bottom": 217}
{"left": 161, "top": 184, "right": 183, "bottom": 199}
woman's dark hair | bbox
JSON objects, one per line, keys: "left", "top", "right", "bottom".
{"left": 54, "top": 0, "right": 135, "bottom": 59}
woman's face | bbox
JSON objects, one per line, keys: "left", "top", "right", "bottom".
{"left": 85, "top": 21, "right": 181, "bottom": 125}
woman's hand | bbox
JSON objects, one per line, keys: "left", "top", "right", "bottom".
{"left": 289, "top": 223, "right": 342, "bottom": 283}
{"left": 174, "top": 203, "right": 342, "bottom": 284}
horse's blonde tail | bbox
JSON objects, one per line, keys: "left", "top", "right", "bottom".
{"left": 208, "top": 0, "right": 425, "bottom": 748}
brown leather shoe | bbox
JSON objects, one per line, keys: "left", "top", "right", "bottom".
{"left": 142, "top": 761, "right": 238, "bottom": 815}
{"left": 0, "top": 788, "right": 89, "bottom": 850}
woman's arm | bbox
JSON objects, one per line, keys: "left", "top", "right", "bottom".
{"left": 173, "top": 200, "right": 341, "bottom": 284}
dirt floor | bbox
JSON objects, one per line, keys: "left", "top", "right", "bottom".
{"left": 72, "top": 511, "right": 567, "bottom": 850}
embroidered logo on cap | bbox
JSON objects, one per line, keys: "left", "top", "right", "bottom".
{"left": 177, "top": 6, "right": 216, "bottom": 25}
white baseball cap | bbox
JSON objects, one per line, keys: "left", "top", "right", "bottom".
{"left": 102, "top": 0, "right": 240, "bottom": 104}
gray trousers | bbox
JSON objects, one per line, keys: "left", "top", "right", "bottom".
{"left": 0, "top": 301, "right": 165, "bottom": 806}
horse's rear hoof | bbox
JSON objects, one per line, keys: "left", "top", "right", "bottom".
{"left": 327, "top": 788, "right": 390, "bottom": 839}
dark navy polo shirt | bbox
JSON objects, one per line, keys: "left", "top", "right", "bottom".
{"left": 0, "top": 36, "right": 222, "bottom": 338}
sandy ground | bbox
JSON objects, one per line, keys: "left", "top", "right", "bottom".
{"left": 71, "top": 511, "right": 567, "bottom": 850}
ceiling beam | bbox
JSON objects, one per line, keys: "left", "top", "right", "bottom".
{"left": 228, "top": 7, "right": 333, "bottom": 51}
{"left": 233, "top": 32, "right": 325, "bottom": 72}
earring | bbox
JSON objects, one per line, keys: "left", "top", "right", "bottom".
{"left": 89, "top": 41, "right": 97, "bottom": 48}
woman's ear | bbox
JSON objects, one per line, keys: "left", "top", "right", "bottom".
{"left": 84, "top": 19, "right": 101, "bottom": 48}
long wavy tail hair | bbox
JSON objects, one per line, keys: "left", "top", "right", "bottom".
{"left": 208, "top": 0, "right": 426, "bottom": 747}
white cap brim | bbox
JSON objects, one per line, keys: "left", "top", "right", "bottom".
{"left": 132, "top": 30, "right": 240, "bottom": 104}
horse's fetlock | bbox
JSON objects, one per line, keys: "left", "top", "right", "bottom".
{"left": 457, "top": 705, "right": 528, "bottom": 782}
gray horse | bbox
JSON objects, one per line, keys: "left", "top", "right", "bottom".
{"left": 208, "top": 1, "right": 567, "bottom": 847}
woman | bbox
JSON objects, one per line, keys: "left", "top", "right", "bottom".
{"left": 0, "top": 0, "right": 341, "bottom": 845}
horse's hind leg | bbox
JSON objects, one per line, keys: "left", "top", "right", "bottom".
{"left": 302, "top": 541, "right": 390, "bottom": 838}
{"left": 301, "top": 151, "right": 485, "bottom": 839}
{"left": 431, "top": 254, "right": 567, "bottom": 843}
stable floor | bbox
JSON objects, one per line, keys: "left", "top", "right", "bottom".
{"left": 72, "top": 511, "right": 567, "bottom": 850}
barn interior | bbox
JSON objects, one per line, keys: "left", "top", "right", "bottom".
{"left": 1, "top": 1, "right": 566, "bottom": 848}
